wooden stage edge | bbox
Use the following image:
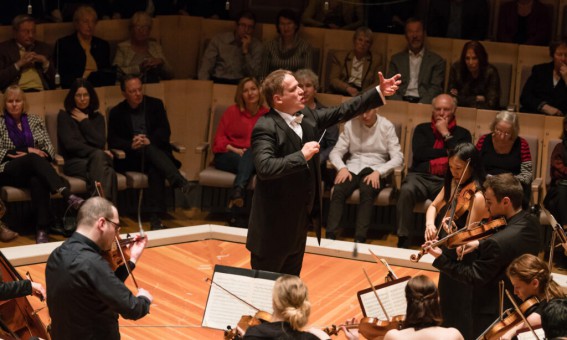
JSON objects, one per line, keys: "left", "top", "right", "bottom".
{"left": 4, "top": 224, "right": 567, "bottom": 286}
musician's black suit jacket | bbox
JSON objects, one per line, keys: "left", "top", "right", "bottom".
{"left": 246, "top": 87, "right": 384, "bottom": 272}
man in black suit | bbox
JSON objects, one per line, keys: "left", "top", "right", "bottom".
{"left": 0, "top": 15, "right": 55, "bottom": 92}
{"left": 425, "top": 173, "right": 541, "bottom": 338}
{"left": 246, "top": 69, "right": 401, "bottom": 276}
{"left": 107, "top": 75, "right": 193, "bottom": 230}
{"left": 520, "top": 38, "right": 567, "bottom": 116}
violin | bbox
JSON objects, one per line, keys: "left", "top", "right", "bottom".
{"left": 323, "top": 316, "right": 403, "bottom": 338}
{"left": 479, "top": 296, "right": 540, "bottom": 340}
{"left": 102, "top": 234, "right": 134, "bottom": 271}
{"left": 450, "top": 180, "right": 477, "bottom": 225}
{"left": 224, "top": 311, "right": 272, "bottom": 340}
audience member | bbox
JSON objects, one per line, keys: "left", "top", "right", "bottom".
{"left": 367, "top": 0, "right": 417, "bottom": 34}
{"left": 476, "top": 111, "right": 533, "bottom": 208}
{"left": 448, "top": 41, "right": 501, "bottom": 110}
{"left": 57, "top": 79, "right": 118, "bottom": 205}
{"left": 425, "top": 173, "right": 541, "bottom": 338}
{"left": 212, "top": 77, "right": 268, "bottom": 208}
{"left": 46, "top": 197, "right": 152, "bottom": 339}
{"left": 0, "top": 85, "right": 84, "bottom": 244}
{"left": 0, "top": 15, "right": 55, "bottom": 92}
{"left": 424, "top": 143, "right": 487, "bottom": 340}
{"left": 343, "top": 275, "right": 464, "bottom": 340}
{"left": 497, "top": 254, "right": 566, "bottom": 339}
{"left": 114, "top": 11, "right": 173, "bottom": 83}
{"left": 396, "top": 94, "right": 472, "bottom": 248}
{"left": 387, "top": 18, "right": 445, "bottom": 104}
{"left": 107, "top": 75, "right": 194, "bottom": 230}
{"left": 426, "top": 0, "right": 489, "bottom": 40}
{"left": 198, "top": 11, "right": 263, "bottom": 84}
{"left": 326, "top": 108, "right": 403, "bottom": 243}
{"left": 47, "top": 0, "right": 112, "bottom": 22}
{"left": 242, "top": 275, "right": 327, "bottom": 339}
{"left": 497, "top": 0, "right": 552, "bottom": 46}
{"left": 328, "top": 27, "right": 382, "bottom": 97}
{"left": 54, "top": 5, "right": 113, "bottom": 89}
{"left": 544, "top": 116, "right": 567, "bottom": 227}
{"left": 294, "top": 68, "right": 339, "bottom": 188}
{"left": 261, "top": 9, "right": 312, "bottom": 78}
{"left": 302, "top": 0, "right": 364, "bottom": 30}
{"left": 520, "top": 38, "right": 567, "bottom": 116}
{"left": 541, "top": 298, "right": 567, "bottom": 339}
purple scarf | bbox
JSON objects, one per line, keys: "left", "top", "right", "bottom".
{"left": 4, "top": 113, "right": 34, "bottom": 148}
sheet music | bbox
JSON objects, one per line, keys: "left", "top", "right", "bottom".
{"left": 202, "top": 271, "right": 276, "bottom": 330}
{"left": 358, "top": 278, "right": 408, "bottom": 319}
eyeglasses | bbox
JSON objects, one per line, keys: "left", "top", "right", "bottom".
{"left": 104, "top": 218, "right": 121, "bottom": 232}
{"left": 494, "top": 128, "right": 511, "bottom": 137}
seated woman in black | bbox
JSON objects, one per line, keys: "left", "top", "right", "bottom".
{"left": 0, "top": 85, "right": 83, "bottom": 243}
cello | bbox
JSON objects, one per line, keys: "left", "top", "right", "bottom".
{"left": 0, "top": 250, "right": 50, "bottom": 339}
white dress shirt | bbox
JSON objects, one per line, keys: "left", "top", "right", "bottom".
{"left": 405, "top": 48, "right": 424, "bottom": 98}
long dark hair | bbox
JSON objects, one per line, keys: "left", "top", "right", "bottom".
{"left": 459, "top": 40, "right": 489, "bottom": 81}
{"left": 443, "top": 142, "right": 485, "bottom": 202}
{"left": 64, "top": 78, "right": 99, "bottom": 115}
{"left": 403, "top": 275, "right": 442, "bottom": 330}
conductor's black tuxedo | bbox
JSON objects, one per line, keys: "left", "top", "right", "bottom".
{"left": 246, "top": 87, "right": 385, "bottom": 276}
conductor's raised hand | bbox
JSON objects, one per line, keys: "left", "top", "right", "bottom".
{"left": 378, "top": 72, "right": 402, "bottom": 97}
{"left": 301, "top": 141, "right": 320, "bottom": 161}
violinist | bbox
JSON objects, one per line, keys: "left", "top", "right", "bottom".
{"left": 342, "top": 275, "right": 464, "bottom": 340}
{"left": 498, "top": 254, "right": 566, "bottom": 339}
{"left": 243, "top": 275, "right": 329, "bottom": 340}
{"left": 424, "top": 142, "right": 487, "bottom": 340}
{"left": 424, "top": 173, "right": 541, "bottom": 338}
{"left": 46, "top": 197, "right": 153, "bottom": 340}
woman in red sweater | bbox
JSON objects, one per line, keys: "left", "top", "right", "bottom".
{"left": 212, "top": 77, "right": 268, "bottom": 208}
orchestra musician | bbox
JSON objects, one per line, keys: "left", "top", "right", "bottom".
{"left": 498, "top": 254, "right": 566, "bottom": 339}
{"left": 424, "top": 142, "right": 488, "bottom": 340}
{"left": 0, "top": 276, "right": 45, "bottom": 301}
{"left": 46, "top": 197, "right": 153, "bottom": 339}
{"left": 424, "top": 173, "right": 542, "bottom": 338}
{"left": 342, "top": 275, "right": 464, "bottom": 340}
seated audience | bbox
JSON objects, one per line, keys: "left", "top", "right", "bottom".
{"left": 497, "top": 0, "right": 552, "bottom": 46}
{"left": 448, "top": 41, "right": 500, "bottom": 110}
{"left": 54, "top": 5, "right": 113, "bottom": 89}
{"left": 541, "top": 299, "right": 567, "bottom": 339}
{"left": 328, "top": 27, "right": 382, "bottom": 97}
{"left": 0, "top": 15, "right": 55, "bottom": 92}
{"left": 520, "top": 38, "right": 567, "bottom": 116}
{"left": 294, "top": 68, "right": 339, "bottom": 188}
{"left": 302, "top": 0, "right": 364, "bottom": 30}
{"left": 198, "top": 11, "right": 263, "bottom": 84}
{"left": 343, "top": 275, "right": 464, "bottom": 340}
{"left": 47, "top": 0, "right": 112, "bottom": 22}
{"left": 475, "top": 111, "right": 533, "bottom": 208}
{"left": 326, "top": 108, "right": 403, "bottom": 243}
{"left": 212, "top": 77, "right": 268, "bottom": 208}
{"left": 497, "top": 254, "right": 566, "bottom": 339}
{"left": 114, "top": 11, "right": 173, "bottom": 83}
{"left": 261, "top": 9, "right": 312, "bottom": 78}
{"left": 396, "top": 94, "right": 472, "bottom": 248}
{"left": 0, "top": 85, "right": 83, "bottom": 244}
{"left": 426, "top": 0, "right": 489, "bottom": 40}
{"left": 57, "top": 79, "right": 118, "bottom": 204}
{"left": 242, "top": 275, "right": 328, "bottom": 339}
{"left": 107, "top": 75, "right": 194, "bottom": 230}
{"left": 387, "top": 18, "right": 445, "bottom": 104}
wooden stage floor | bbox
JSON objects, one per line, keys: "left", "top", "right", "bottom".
{"left": 17, "top": 239, "right": 438, "bottom": 340}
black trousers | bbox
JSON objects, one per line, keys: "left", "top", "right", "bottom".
{"left": 1, "top": 153, "right": 66, "bottom": 230}
{"left": 64, "top": 150, "right": 118, "bottom": 204}
{"left": 114, "top": 144, "right": 184, "bottom": 214}
{"left": 250, "top": 241, "right": 306, "bottom": 277}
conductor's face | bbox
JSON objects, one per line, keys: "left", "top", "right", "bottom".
{"left": 275, "top": 74, "right": 305, "bottom": 114}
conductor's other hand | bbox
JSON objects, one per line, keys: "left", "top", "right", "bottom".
{"left": 137, "top": 288, "right": 153, "bottom": 303}
{"left": 378, "top": 72, "right": 402, "bottom": 96}
{"left": 301, "top": 141, "right": 320, "bottom": 161}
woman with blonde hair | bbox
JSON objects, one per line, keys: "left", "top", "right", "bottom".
{"left": 212, "top": 77, "right": 267, "bottom": 208}
{"left": 243, "top": 275, "right": 324, "bottom": 339}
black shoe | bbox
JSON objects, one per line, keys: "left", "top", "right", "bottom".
{"left": 397, "top": 236, "right": 409, "bottom": 248}
{"left": 228, "top": 187, "right": 244, "bottom": 208}
{"left": 326, "top": 231, "right": 336, "bottom": 240}
{"left": 354, "top": 236, "right": 367, "bottom": 243}
{"left": 150, "top": 214, "right": 166, "bottom": 231}
{"left": 36, "top": 230, "right": 49, "bottom": 244}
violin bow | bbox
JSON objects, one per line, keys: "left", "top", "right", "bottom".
{"left": 505, "top": 289, "right": 540, "bottom": 340}
{"left": 205, "top": 278, "right": 260, "bottom": 312}
{"left": 362, "top": 268, "right": 390, "bottom": 321}
{"left": 368, "top": 250, "right": 398, "bottom": 281}
{"left": 441, "top": 158, "right": 472, "bottom": 238}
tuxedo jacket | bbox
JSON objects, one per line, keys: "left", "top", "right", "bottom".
{"left": 520, "top": 62, "right": 567, "bottom": 114}
{"left": 246, "top": 88, "right": 384, "bottom": 258}
{"left": 328, "top": 50, "right": 382, "bottom": 95}
{"left": 387, "top": 48, "right": 446, "bottom": 104}
{"left": 0, "top": 39, "right": 55, "bottom": 91}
